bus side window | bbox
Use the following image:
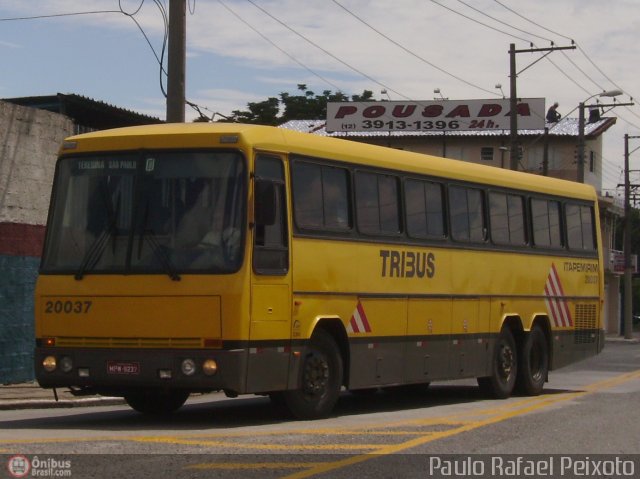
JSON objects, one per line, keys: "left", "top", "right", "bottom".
{"left": 531, "top": 198, "right": 563, "bottom": 248}
{"left": 566, "top": 203, "right": 596, "bottom": 251}
{"left": 355, "top": 171, "right": 400, "bottom": 236}
{"left": 449, "top": 185, "right": 486, "bottom": 243}
{"left": 405, "top": 178, "right": 445, "bottom": 239}
{"left": 253, "top": 156, "right": 289, "bottom": 275}
{"left": 489, "top": 192, "right": 526, "bottom": 246}
{"left": 291, "top": 160, "right": 351, "bottom": 232}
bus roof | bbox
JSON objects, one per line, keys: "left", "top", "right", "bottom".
{"left": 63, "top": 122, "right": 596, "bottom": 201}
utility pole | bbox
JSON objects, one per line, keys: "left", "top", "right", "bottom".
{"left": 623, "top": 134, "right": 640, "bottom": 339}
{"left": 509, "top": 43, "right": 518, "bottom": 170}
{"left": 166, "top": 0, "right": 186, "bottom": 123}
{"left": 577, "top": 102, "right": 586, "bottom": 183}
{"left": 508, "top": 43, "right": 576, "bottom": 171}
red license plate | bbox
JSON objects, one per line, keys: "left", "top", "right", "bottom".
{"left": 107, "top": 361, "right": 140, "bottom": 375}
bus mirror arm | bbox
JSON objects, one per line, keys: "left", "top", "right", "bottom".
{"left": 254, "top": 180, "right": 277, "bottom": 226}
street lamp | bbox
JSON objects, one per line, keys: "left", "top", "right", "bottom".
{"left": 577, "top": 89, "right": 623, "bottom": 183}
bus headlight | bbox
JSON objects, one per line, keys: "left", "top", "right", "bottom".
{"left": 181, "top": 359, "right": 196, "bottom": 376}
{"left": 59, "top": 356, "right": 73, "bottom": 373}
{"left": 42, "top": 356, "right": 57, "bottom": 372}
{"left": 202, "top": 359, "right": 218, "bottom": 376}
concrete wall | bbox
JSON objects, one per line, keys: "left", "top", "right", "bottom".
{"left": 0, "top": 101, "right": 73, "bottom": 384}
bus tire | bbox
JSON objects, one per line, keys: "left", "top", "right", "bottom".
{"left": 478, "top": 327, "right": 517, "bottom": 399}
{"left": 124, "top": 389, "right": 189, "bottom": 415}
{"left": 283, "top": 329, "right": 343, "bottom": 420}
{"left": 515, "top": 325, "right": 549, "bottom": 396}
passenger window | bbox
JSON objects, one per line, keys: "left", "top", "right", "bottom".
{"left": 489, "top": 192, "right": 525, "bottom": 245}
{"left": 292, "top": 161, "right": 351, "bottom": 231}
{"left": 531, "top": 199, "right": 562, "bottom": 248}
{"left": 449, "top": 186, "right": 486, "bottom": 243}
{"left": 355, "top": 171, "right": 400, "bottom": 236}
{"left": 566, "top": 204, "right": 595, "bottom": 250}
{"left": 405, "top": 179, "right": 445, "bottom": 239}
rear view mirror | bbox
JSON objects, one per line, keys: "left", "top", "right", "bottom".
{"left": 254, "top": 180, "right": 276, "bottom": 226}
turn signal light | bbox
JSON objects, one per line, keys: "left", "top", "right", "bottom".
{"left": 42, "top": 356, "right": 57, "bottom": 372}
{"left": 202, "top": 359, "right": 218, "bottom": 376}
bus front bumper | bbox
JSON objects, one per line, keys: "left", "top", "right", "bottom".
{"left": 34, "top": 347, "right": 248, "bottom": 396}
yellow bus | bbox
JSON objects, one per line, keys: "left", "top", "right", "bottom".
{"left": 35, "top": 123, "right": 604, "bottom": 418}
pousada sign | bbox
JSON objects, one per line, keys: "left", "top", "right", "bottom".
{"left": 326, "top": 98, "right": 545, "bottom": 133}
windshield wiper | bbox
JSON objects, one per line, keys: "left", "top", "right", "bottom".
{"left": 136, "top": 201, "right": 180, "bottom": 281}
{"left": 74, "top": 224, "right": 116, "bottom": 280}
{"left": 137, "top": 227, "right": 181, "bottom": 281}
{"left": 75, "top": 185, "right": 120, "bottom": 280}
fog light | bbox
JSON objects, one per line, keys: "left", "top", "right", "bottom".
{"left": 42, "top": 356, "right": 57, "bottom": 372}
{"left": 181, "top": 359, "right": 196, "bottom": 376}
{"left": 202, "top": 359, "right": 218, "bottom": 376}
{"left": 158, "top": 369, "right": 172, "bottom": 379}
{"left": 60, "top": 356, "right": 73, "bottom": 373}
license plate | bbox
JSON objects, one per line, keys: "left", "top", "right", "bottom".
{"left": 107, "top": 361, "right": 140, "bottom": 375}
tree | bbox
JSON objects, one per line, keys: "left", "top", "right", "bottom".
{"left": 224, "top": 84, "right": 374, "bottom": 125}
{"left": 229, "top": 97, "right": 279, "bottom": 125}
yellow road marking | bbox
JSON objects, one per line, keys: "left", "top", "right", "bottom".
{"left": 280, "top": 369, "right": 640, "bottom": 479}
{"left": 132, "top": 436, "right": 383, "bottom": 451}
{"left": 1, "top": 368, "right": 639, "bottom": 474}
{"left": 187, "top": 462, "right": 329, "bottom": 470}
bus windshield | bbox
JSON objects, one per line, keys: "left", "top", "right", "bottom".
{"left": 41, "top": 151, "right": 246, "bottom": 277}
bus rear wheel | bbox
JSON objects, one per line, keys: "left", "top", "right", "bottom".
{"left": 124, "top": 389, "right": 189, "bottom": 415}
{"left": 516, "top": 325, "right": 549, "bottom": 395}
{"left": 478, "top": 327, "right": 517, "bottom": 399}
{"left": 283, "top": 329, "right": 343, "bottom": 419}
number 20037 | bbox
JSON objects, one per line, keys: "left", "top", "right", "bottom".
{"left": 44, "top": 300, "right": 93, "bottom": 314}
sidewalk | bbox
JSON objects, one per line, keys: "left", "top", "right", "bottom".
{"left": 1, "top": 334, "right": 638, "bottom": 411}
{"left": 0, "top": 382, "right": 124, "bottom": 411}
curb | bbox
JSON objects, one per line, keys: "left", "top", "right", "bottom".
{"left": 0, "top": 397, "right": 125, "bottom": 411}
{"left": 605, "top": 335, "right": 640, "bottom": 344}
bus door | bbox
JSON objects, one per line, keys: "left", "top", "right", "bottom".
{"left": 247, "top": 154, "right": 292, "bottom": 392}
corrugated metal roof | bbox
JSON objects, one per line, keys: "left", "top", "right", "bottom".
{"left": 279, "top": 116, "right": 616, "bottom": 138}
{"left": 2, "top": 93, "right": 162, "bottom": 129}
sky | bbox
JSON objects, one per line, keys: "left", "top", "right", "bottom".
{"left": 1, "top": 0, "right": 639, "bottom": 196}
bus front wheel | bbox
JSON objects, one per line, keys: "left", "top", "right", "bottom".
{"left": 478, "top": 327, "right": 517, "bottom": 399}
{"left": 283, "top": 329, "right": 343, "bottom": 420}
{"left": 124, "top": 389, "right": 189, "bottom": 415}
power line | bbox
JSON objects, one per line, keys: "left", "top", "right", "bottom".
{"left": 428, "top": 0, "right": 531, "bottom": 45}
{"left": 491, "top": 0, "right": 574, "bottom": 43}
{"left": 436, "top": 0, "right": 636, "bottom": 131}
{"left": 490, "top": 2, "right": 640, "bottom": 121}
{"left": 427, "top": 0, "right": 596, "bottom": 99}
{"left": 455, "top": 0, "right": 552, "bottom": 44}
{"left": 244, "top": 0, "right": 411, "bottom": 100}
{"left": 331, "top": 0, "right": 498, "bottom": 96}
{"left": 217, "top": 0, "right": 344, "bottom": 95}
{"left": 0, "top": 10, "right": 120, "bottom": 21}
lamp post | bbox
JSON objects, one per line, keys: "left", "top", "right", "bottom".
{"left": 577, "top": 89, "right": 623, "bottom": 183}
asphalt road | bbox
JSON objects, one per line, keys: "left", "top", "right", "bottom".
{"left": 1, "top": 341, "right": 639, "bottom": 478}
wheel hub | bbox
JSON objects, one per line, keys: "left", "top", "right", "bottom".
{"left": 302, "top": 354, "right": 329, "bottom": 396}
{"left": 499, "top": 344, "right": 514, "bottom": 379}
